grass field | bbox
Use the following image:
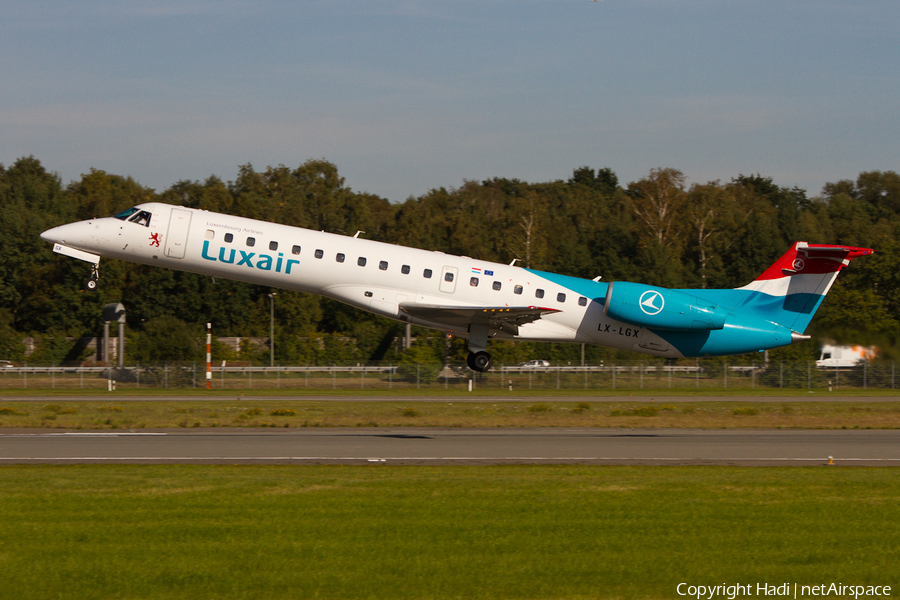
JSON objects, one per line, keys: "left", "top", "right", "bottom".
{"left": 1, "top": 399, "right": 900, "bottom": 429}
{"left": 0, "top": 465, "right": 897, "bottom": 599}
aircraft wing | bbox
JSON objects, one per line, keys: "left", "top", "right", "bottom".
{"left": 399, "top": 304, "right": 561, "bottom": 336}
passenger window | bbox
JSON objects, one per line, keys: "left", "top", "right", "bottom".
{"left": 401, "top": 265, "right": 410, "bottom": 274}
{"left": 269, "top": 241, "right": 278, "bottom": 251}
{"left": 444, "top": 272, "right": 454, "bottom": 282}
{"left": 291, "top": 245, "right": 300, "bottom": 255}
{"left": 514, "top": 285, "right": 523, "bottom": 295}
{"left": 225, "top": 233, "right": 234, "bottom": 243}
{"left": 315, "top": 249, "right": 323, "bottom": 259}
{"left": 358, "top": 257, "right": 367, "bottom": 267}
{"left": 557, "top": 293, "right": 566, "bottom": 303}
{"left": 492, "top": 281, "right": 501, "bottom": 291}
{"left": 470, "top": 277, "right": 479, "bottom": 287}
{"left": 536, "top": 289, "right": 545, "bottom": 299}
{"left": 578, "top": 296, "right": 587, "bottom": 306}
{"left": 205, "top": 230, "right": 214, "bottom": 240}
{"left": 247, "top": 237, "right": 256, "bottom": 247}
{"left": 336, "top": 253, "right": 345, "bottom": 263}
{"left": 379, "top": 261, "right": 388, "bottom": 271}
{"left": 424, "top": 269, "right": 433, "bottom": 279}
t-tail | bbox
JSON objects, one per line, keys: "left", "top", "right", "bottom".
{"left": 600, "top": 242, "right": 873, "bottom": 358}
{"left": 734, "top": 242, "right": 874, "bottom": 335}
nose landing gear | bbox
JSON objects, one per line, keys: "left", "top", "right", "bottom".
{"left": 86, "top": 264, "right": 99, "bottom": 291}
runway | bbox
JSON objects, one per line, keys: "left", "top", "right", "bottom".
{"left": 1, "top": 428, "right": 897, "bottom": 466}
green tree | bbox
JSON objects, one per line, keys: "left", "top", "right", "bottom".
{"left": 810, "top": 284, "right": 899, "bottom": 345}
{"left": 293, "top": 159, "right": 351, "bottom": 232}
{"left": 715, "top": 193, "right": 782, "bottom": 287}
{"left": 825, "top": 171, "right": 900, "bottom": 222}
{"left": 27, "top": 333, "right": 92, "bottom": 365}
{"left": 627, "top": 168, "right": 686, "bottom": 250}
{"left": 506, "top": 190, "right": 548, "bottom": 269}
{"left": 733, "top": 174, "right": 807, "bottom": 248}
{"left": 397, "top": 341, "right": 442, "bottom": 383}
{"left": 66, "top": 168, "right": 154, "bottom": 220}
{"left": 569, "top": 166, "right": 618, "bottom": 196}
{"left": 0, "top": 157, "right": 70, "bottom": 312}
{"left": 128, "top": 316, "right": 201, "bottom": 362}
{"left": 0, "top": 310, "right": 25, "bottom": 361}
{"left": 824, "top": 192, "right": 874, "bottom": 247}
{"left": 5, "top": 156, "right": 897, "bottom": 362}
{"left": 684, "top": 181, "right": 750, "bottom": 288}
{"left": 160, "top": 176, "right": 233, "bottom": 213}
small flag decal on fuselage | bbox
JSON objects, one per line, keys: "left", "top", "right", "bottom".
{"left": 472, "top": 267, "right": 481, "bottom": 274}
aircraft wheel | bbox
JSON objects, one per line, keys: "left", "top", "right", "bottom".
{"left": 467, "top": 351, "right": 492, "bottom": 372}
{"left": 85, "top": 278, "right": 98, "bottom": 292}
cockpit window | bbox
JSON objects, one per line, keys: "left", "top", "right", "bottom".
{"left": 128, "top": 211, "right": 152, "bottom": 227}
{"left": 113, "top": 207, "right": 140, "bottom": 221}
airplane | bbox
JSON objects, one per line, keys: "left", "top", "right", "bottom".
{"left": 40, "top": 202, "right": 873, "bottom": 371}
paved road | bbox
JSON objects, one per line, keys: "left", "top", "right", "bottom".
{"left": 1, "top": 394, "right": 897, "bottom": 402}
{"left": 0, "top": 428, "right": 897, "bottom": 466}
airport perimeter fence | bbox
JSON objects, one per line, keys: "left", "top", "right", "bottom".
{"left": 0, "top": 360, "right": 897, "bottom": 392}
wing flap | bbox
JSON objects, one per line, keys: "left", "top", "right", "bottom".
{"left": 399, "top": 304, "right": 561, "bottom": 334}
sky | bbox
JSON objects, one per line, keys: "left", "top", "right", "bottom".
{"left": 2, "top": 0, "right": 898, "bottom": 202}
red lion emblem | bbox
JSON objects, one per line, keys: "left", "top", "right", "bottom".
{"left": 149, "top": 233, "right": 161, "bottom": 247}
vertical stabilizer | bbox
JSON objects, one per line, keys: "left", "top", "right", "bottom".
{"left": 736, "top": 242, "right": 873, "bottom": 333}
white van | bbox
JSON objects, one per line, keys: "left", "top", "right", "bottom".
{"left": 816, "top": 345, "right": 877, "bottom": 368}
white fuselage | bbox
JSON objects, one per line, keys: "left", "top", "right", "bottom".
{"left": 42, "top": 202, "right": 678, "bottom": 356}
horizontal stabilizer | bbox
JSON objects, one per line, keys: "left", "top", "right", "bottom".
{"left": 799, "top": 244, "right": 874, "bottom": 259}
{"left": 751, "top": 242, "right": 873, "bottom": 282}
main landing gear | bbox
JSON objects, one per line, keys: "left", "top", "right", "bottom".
{"left": 466, "top": 321, "right": 493, "bottom": 372}
{"left": 467, "top": 351, "right": 492, "bottom": 372}
{"left": 86, "top": 264, "right": 99, "bottom": 292}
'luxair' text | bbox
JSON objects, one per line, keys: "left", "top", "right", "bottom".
{"left": 201, "top": 241, "right": 299, "bottom": 274}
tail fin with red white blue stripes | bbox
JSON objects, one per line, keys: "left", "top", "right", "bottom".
{"left": 735, "top": 242, "right": 874, "bottom": 334}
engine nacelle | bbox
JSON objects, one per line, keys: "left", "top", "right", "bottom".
{"left": 603, "top": 282, "right": 727, "bottom": 331}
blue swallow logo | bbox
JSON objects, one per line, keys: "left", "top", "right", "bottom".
{"left": 639, "top": 290, "right": 664, "bottom": 315}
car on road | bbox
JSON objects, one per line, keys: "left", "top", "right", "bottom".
{"left": 516, "top": 360, "right": 550, "bottom": 368}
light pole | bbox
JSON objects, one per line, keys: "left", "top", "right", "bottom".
{"left": 268, "top": 292, "right": 276, "bottom": 367}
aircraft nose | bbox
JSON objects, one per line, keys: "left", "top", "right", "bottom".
{"left": 40, "top": 221, "right": 96, "bottom": 248}
{"left": 40, "top": 225, "right": 66, "bottom": 243}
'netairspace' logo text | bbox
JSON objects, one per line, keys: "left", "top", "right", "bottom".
{"left": 677, "top": 583, "right": 892, "bottom": 600}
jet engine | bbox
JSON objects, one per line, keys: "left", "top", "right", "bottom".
{"left": 604, "top": 282, "right": 727, "bottom": 331}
